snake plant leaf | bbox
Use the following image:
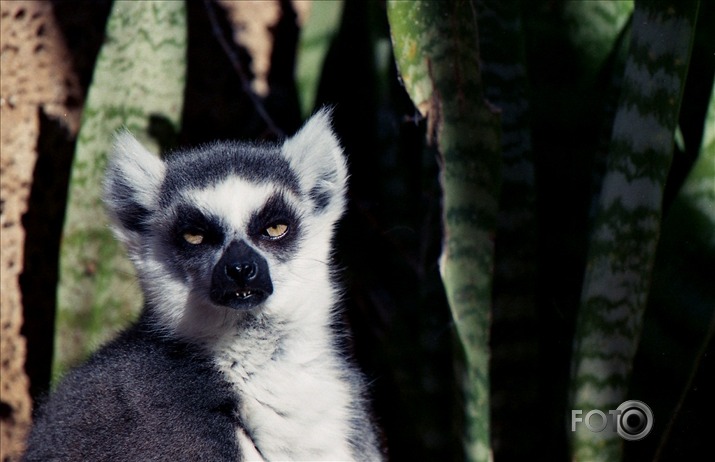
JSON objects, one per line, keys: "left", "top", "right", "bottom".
{"left": 569, "top": 1, "right": 699, "bottom": 460}
{"left": 677, "top": 83, "right": 715, "bottom": 232}
{"left": 476, "top": 0, "right": 539, "bottom": 457}
{"left": 295, "top": 0, "right": 344, "bottom": 118}
{"left": 388, "top": 1, "right": 501, "bottom": 461}
{"left": 636, "top": 80, "right": 715, "bottom": 457}
{"left": 55, "top": 0, "right": 186, "bottom": 380}
{"left": 563, "top": 0, "right": 635, "bottom": 82}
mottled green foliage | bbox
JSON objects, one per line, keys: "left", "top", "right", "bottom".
{"left": 388, "top": 1, "right": 501, "bottom": 460}
{"left": 639, "top": 82, "right": 715, "bottom": 458}
{"left": 56, "top": 0, "right": 186, "bottom": 379}
{"left": 476, "top": 0, "right": 540, "bottom": 457}
{"left": 679, "top": 84, "right": 715, "bottom": 226}
{"left": 295, "top": 0, "right": 344, "bottom": 117}
{"left": 563, "top": 0, "right": 634, "bottom": 81}
{"left": 569, "top": 1, "right": 699, "bottom": 460}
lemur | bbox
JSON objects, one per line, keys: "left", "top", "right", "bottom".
{"left": 23, "top": 109, "right": 385, "bottom": 461}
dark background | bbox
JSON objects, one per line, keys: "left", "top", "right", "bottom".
{"left": 19, "top": 1, "right": 715, "bottom": 460}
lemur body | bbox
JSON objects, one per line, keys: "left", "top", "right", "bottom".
{"left": 24, "top": 110, "right": 383, "bottom": 461}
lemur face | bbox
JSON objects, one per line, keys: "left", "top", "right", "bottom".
{"left": 103, "top": 109, "right": 347, "bottom": 339}
{"left": 155, "top": 182, "right": 301, "bottom": 311}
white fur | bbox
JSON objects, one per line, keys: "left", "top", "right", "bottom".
{"left": 105, "top": 130, "right": 165, "bottom": 258}
{"left": 143, "top": 177, "right": 356, "bottom": 459}
{"left": 282, "top": 107, "right": 348, "bottom": 221}
{"left": 188, "top": 180, "right": 289, "bottom": 241}
{"left": 110, "top": 130, "right": 165, "bottom": 210}
{"left": 212, "top": 311, "right": 356, "bottom": 460}
{"left": 104, "top": 112, "right": 380, "bottom": 461}
{"left": 140, "top": 178, "right": 339, "bottom": 342}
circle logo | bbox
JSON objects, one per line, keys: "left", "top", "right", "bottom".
{"left": 616, "top": 400, "right": 653, "bottom": 441}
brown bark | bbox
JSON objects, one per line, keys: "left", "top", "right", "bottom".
{"left": 0, "top": 2, "right": 81, "bottom": 459}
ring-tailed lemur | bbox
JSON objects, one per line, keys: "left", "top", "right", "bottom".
{"left": 23, "top": 109, "right": 384, "bottom": 461}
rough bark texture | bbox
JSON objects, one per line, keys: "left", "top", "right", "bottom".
{"left": 219, "top": 0, "right": 311, "bottom": 97}
{"left": 1, "top": 3, "right": 308, "bottom": 459}
{"left": 0, "top": 2, "right": 82, "bottom": 460}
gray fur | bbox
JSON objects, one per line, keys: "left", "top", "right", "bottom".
{"left": 24, "top": 109, "right": 384, "bottom": 461}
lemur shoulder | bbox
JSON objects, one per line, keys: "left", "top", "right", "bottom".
{"left": 23, "top": 109, "right": 385, "bottom": 461}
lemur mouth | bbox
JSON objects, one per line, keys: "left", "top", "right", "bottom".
{"left": 235, "top": 290, "right": 255, "bottom": 300}
{"left": 225, "top": 288, "right": 269, "bottom": 309}
{"left": 210, "top": 287, "right": 270, "bottom": 310}
{"left": 210, "top": 240, "right": 274, "bottom": 310}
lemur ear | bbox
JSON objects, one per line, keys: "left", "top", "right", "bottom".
{"left": 103, "top": 131, "right": 166, "bottom": 249}
{"left": 281, "top": 108, "right": 348, "bottom": 215}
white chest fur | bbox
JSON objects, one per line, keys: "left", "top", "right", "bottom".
{"left": 211, "top": 321, "right": 356, "bottom": 461}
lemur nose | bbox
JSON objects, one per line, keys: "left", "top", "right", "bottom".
{"left": 226, "top": 262, "right": 257, "bottom": 283}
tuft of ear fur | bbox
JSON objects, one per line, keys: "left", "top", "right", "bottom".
{"left": 103, "top": 131, "right": 166, "bottom": 255}
{"left": 281, "top": 108, "right": 348, "bottom": 215}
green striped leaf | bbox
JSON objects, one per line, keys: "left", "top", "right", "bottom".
{"left": 388, "top": 2, "right": 501, "bottom": 460}
{"left": 477, "top": 0, "right": 539, "bottom": 456}
{"left": 563, "top": 0, "right": 635, "bottom": 81}
{"left": 55, "top": 0, "right": 186, "bottom": 380}
{"left": 295, "top": 0, "right": 344, "bottom": 117}
{"left": 569, "top": 1, "right": 699, "bottom": 460}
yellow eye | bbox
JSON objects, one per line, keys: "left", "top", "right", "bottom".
{"left": 264, "top": 223, "right": 288, "bottom": 239}
{"left": 183, "top": 232, "right": 204, "bottom": 245}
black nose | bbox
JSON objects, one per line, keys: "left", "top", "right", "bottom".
{"left": 210, "top": 240, "right": 273, "bottom": 310}
{"left": 226, "top": 262, "right": 257, "bottom": 283}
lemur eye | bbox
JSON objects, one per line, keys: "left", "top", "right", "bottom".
{"left": 263, "top": 223, "right": 288, "bottom": 239}
{"left": 183, "top": 231, "right": 204, "bottom": 245}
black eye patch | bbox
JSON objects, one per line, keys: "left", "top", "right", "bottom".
{"left": 172, "top": 206, "right": 224, "bottom": 248}
{"left": 248, "top": 195, "right": 301, "bottom": 257}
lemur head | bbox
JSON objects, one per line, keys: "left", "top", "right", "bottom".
{"left": 103, "top": 109, "right": 348, "bottom": 340}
